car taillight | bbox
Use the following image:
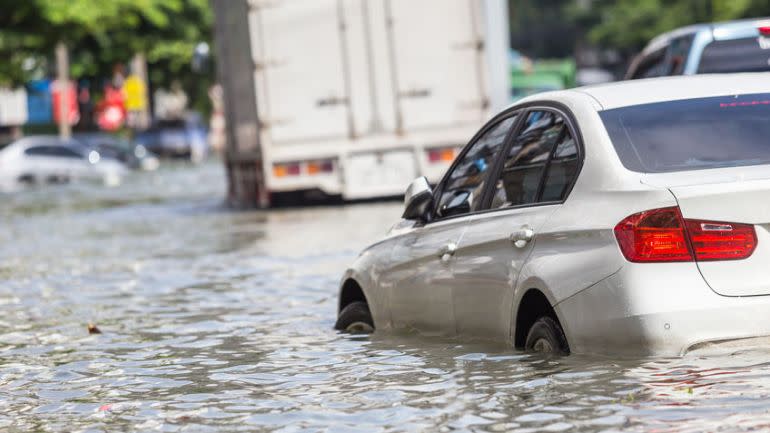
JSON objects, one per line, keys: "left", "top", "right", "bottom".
{"left": 427, "top": 147, "right": 456, "bottom": 163}
{"left": 615, "top": 207, "right": 692, "bottom": 262}
{"left": 273, "top": 160, "right": 334, "bottom": 178}
{"left": 306, "top": 160, "right": 334, "bottom": 175}
{"left": 614, "top": 207, "right": 757, "bottom": 263}
{"left": 273, "top": 162, "right": 301, "bottom": 178}
{"left": 684, "top": 220, "right": 756, "bottom": 261}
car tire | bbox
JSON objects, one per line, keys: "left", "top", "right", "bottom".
{"left": 525, "top": 317, "right": 569, "bottom": 355}
{"left": 334, "top": 301, "right": 374, "bottom": 334}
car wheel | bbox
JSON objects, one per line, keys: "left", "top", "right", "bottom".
{"left": 525, "top": 317, "right": 569, "bottom": 355}
{"left": 334, "top": 301, "right": 374, "bottom": 334}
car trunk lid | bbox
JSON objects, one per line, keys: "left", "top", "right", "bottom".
{"left": 663, "top": 174, "right": 770, "bottom": 296}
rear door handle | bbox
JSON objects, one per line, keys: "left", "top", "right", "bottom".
{"left": 438, "top": 242, "right": 457, "bottom": 262}
{"left": 510, "top": 228, "right": 534, "bottom": 248}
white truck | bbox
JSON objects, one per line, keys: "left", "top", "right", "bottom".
{"left": 215, "top": 0, "right": 509, "bottom": 205}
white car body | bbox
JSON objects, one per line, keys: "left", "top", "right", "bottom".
{"left": 338, "top": 73, "right": 770, "bottom": 356}
{"left": 0, "top": 136, "right": 128, "bottom": 189}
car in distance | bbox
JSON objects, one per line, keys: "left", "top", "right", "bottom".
{"left": 626, "top": 17, "right": 770, "bottom": 79}
{"left": 74, "top": 132, "right": 160, "bottom": 171}
{"left": 0, "top": 135, "right": 127, "bottom": 189}
{"left": 134, "top": 115, "right": 208, "bottom": 163}
{"left": 335, "top": 73, "right": 770, "bottom": 356}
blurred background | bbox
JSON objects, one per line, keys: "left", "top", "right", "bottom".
{"left": 0, "top": 0, "right": 767, "bottom": 201}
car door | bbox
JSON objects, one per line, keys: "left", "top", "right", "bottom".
{"left": 387, "top": 113, "right": 518, "bottom": 335}
{"left": 451, "top": 108, "right": 582, "bottom": 340}
{"left": 22, "top": 145, "right": 60, "bottom": 181}
{"left": 54, "top": 146, "right": 91, "bottom": 179}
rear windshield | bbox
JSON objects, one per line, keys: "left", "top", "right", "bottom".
{"left": 601, "top": 93, "right": 770, "bottom": 173}
{"left": 698, "top": 37, "right": 770, "bottom": 73}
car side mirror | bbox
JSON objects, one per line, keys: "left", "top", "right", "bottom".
{"left": 402, "top": 176, "right": 434, "bottom": 221}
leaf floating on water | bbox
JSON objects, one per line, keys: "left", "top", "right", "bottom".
{"left": 87, "top": 323, "right": 102, "bottom": 335}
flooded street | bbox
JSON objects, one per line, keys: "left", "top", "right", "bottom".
{"left": 5, "top": 162, "right": 770, "bottom": 432}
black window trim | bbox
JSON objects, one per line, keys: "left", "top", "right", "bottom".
{"left": 426, "top": 101, "right": 585, "bottom": 226}
{"left": 533, "top": 126, "right": 569, "bottom": 202}
{"left": 479, "top": 104, "right": 585, "bottom": 213}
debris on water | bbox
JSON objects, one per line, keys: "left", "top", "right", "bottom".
{"left": 87, "top": 323, "right": 102, "bottom": 335}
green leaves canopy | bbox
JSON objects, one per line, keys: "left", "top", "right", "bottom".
{"left": 0, "top": 0, "right": 212, "bottom": 87}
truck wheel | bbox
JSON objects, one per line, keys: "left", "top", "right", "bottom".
{"left": 334, "top": 301, "right": 374, "bottom": 334}
{"left": 525, "top": 317, "right": 569, "bottom": 355}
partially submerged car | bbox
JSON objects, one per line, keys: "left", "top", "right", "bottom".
{"left": 0, "top": 135, "right": 127, "bottom": 188}
{"left": 74, "top": 132, "right": 160, "bottom": 171}
{"left": 134, "top": 115, "right": 208, "bottom": 163}
{"left": 335, "top": 73, "right": 770, "bottom": 356}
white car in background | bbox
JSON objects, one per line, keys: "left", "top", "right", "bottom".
{"left": 335, "top": 73, "right": 770, "bottom": 356}
{"left": 0, "top": 136, "right": 128, "bottom": 189}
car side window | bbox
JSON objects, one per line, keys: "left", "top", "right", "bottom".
{"left": 24, "top": 145, "right": 81, "bottom": 159}
{"left": 540, "top": 129, "right": 579, "bottom": 202}
{"left": 629, "top": 48, "right": 667, "bottom": 79}
{"left": 489, "top": 110, "right": 574, "bottom": 209}
{"left": 50, "top": 147, "right": 82, "bottom": 159}
{"left": 668, "top": 35, "right": 694, "bottom": 75}
{"left": 435, "top": 115, "right": 517, "bottom": 219}
{"left": 24, "top": 146, "right": 48, "bottom": 156}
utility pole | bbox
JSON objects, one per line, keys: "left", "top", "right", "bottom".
{"left": 211, "top": 0, "right": 267, "bottom": 208}
{"left": 55, "top": 41, "right": 71, "bottom": 140}
{"left": 129, "top": 52, "right": 151, "bottom": 130}
{"left": 483, "top": 0, "right": 511, "bottom": 114}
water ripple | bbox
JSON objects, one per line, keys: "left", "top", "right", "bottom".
{"left": 3, "top": 162, "right": 770, "bottom": 431}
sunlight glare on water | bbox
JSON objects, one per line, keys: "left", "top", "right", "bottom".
{"left": 2, "top": 162, "right": 770, "bottom": 432}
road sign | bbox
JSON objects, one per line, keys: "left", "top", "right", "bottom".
{"left": 124, "top": 74, "right": 147, "bottom": 111}
{"left": 51, "top": 79, "right": 79, "bottom": 126}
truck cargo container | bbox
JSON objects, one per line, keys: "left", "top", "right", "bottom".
{"left": 213, "top": 0, "right": 509, "bottom": 207}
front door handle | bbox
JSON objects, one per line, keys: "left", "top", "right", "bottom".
{"left": 438, "top": 242, "right": 457, "bottom": 262}
{"left": 510, "top": 227, "right": 534, "bottom": 248}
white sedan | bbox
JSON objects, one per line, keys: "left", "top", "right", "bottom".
{"left": 335, "top": 73, "right": 770, "bottom": 356}
{"left": 0, "top": 136, "right": 127, "bottom": 190}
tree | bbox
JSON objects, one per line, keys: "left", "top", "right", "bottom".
{"left": 510, "top": 0, "right": 578, "bottom": 58}
{"left": 0, "top": 0, "right": 214, "bottom": 114}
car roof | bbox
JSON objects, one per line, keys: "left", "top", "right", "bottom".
{"left": 10, "top": 135, "right": 83, "bottom": 150}
{"left": 539, "top": 73, "right": 770, "bottom": 110}
{"left": 73, "top": 132, "right": 123, "bottom": 144}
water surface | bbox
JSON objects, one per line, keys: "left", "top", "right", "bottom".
{"left": 2, "top": 162, "right": 770, "bottom": 432}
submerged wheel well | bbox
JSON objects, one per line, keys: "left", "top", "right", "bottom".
{"left": 514, "top": 289, "right": 561, "bottom": 349}
{"left": 339, "top": 279, "right": 368, "bottom": 314}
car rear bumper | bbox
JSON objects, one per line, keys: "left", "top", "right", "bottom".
{"left": 557, "top": 262, "right": 770, "bottom": 356}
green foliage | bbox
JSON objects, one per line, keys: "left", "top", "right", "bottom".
{"left": 0, "top": 0, "right": 213, "bottom": 112}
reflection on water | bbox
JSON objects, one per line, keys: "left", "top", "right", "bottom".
{"left": 2, "top": 161, "right": 770, "bottom": 432}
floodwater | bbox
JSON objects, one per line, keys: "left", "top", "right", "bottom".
{"left": 4, "top": 162, "right": 770, "bottom": 432}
